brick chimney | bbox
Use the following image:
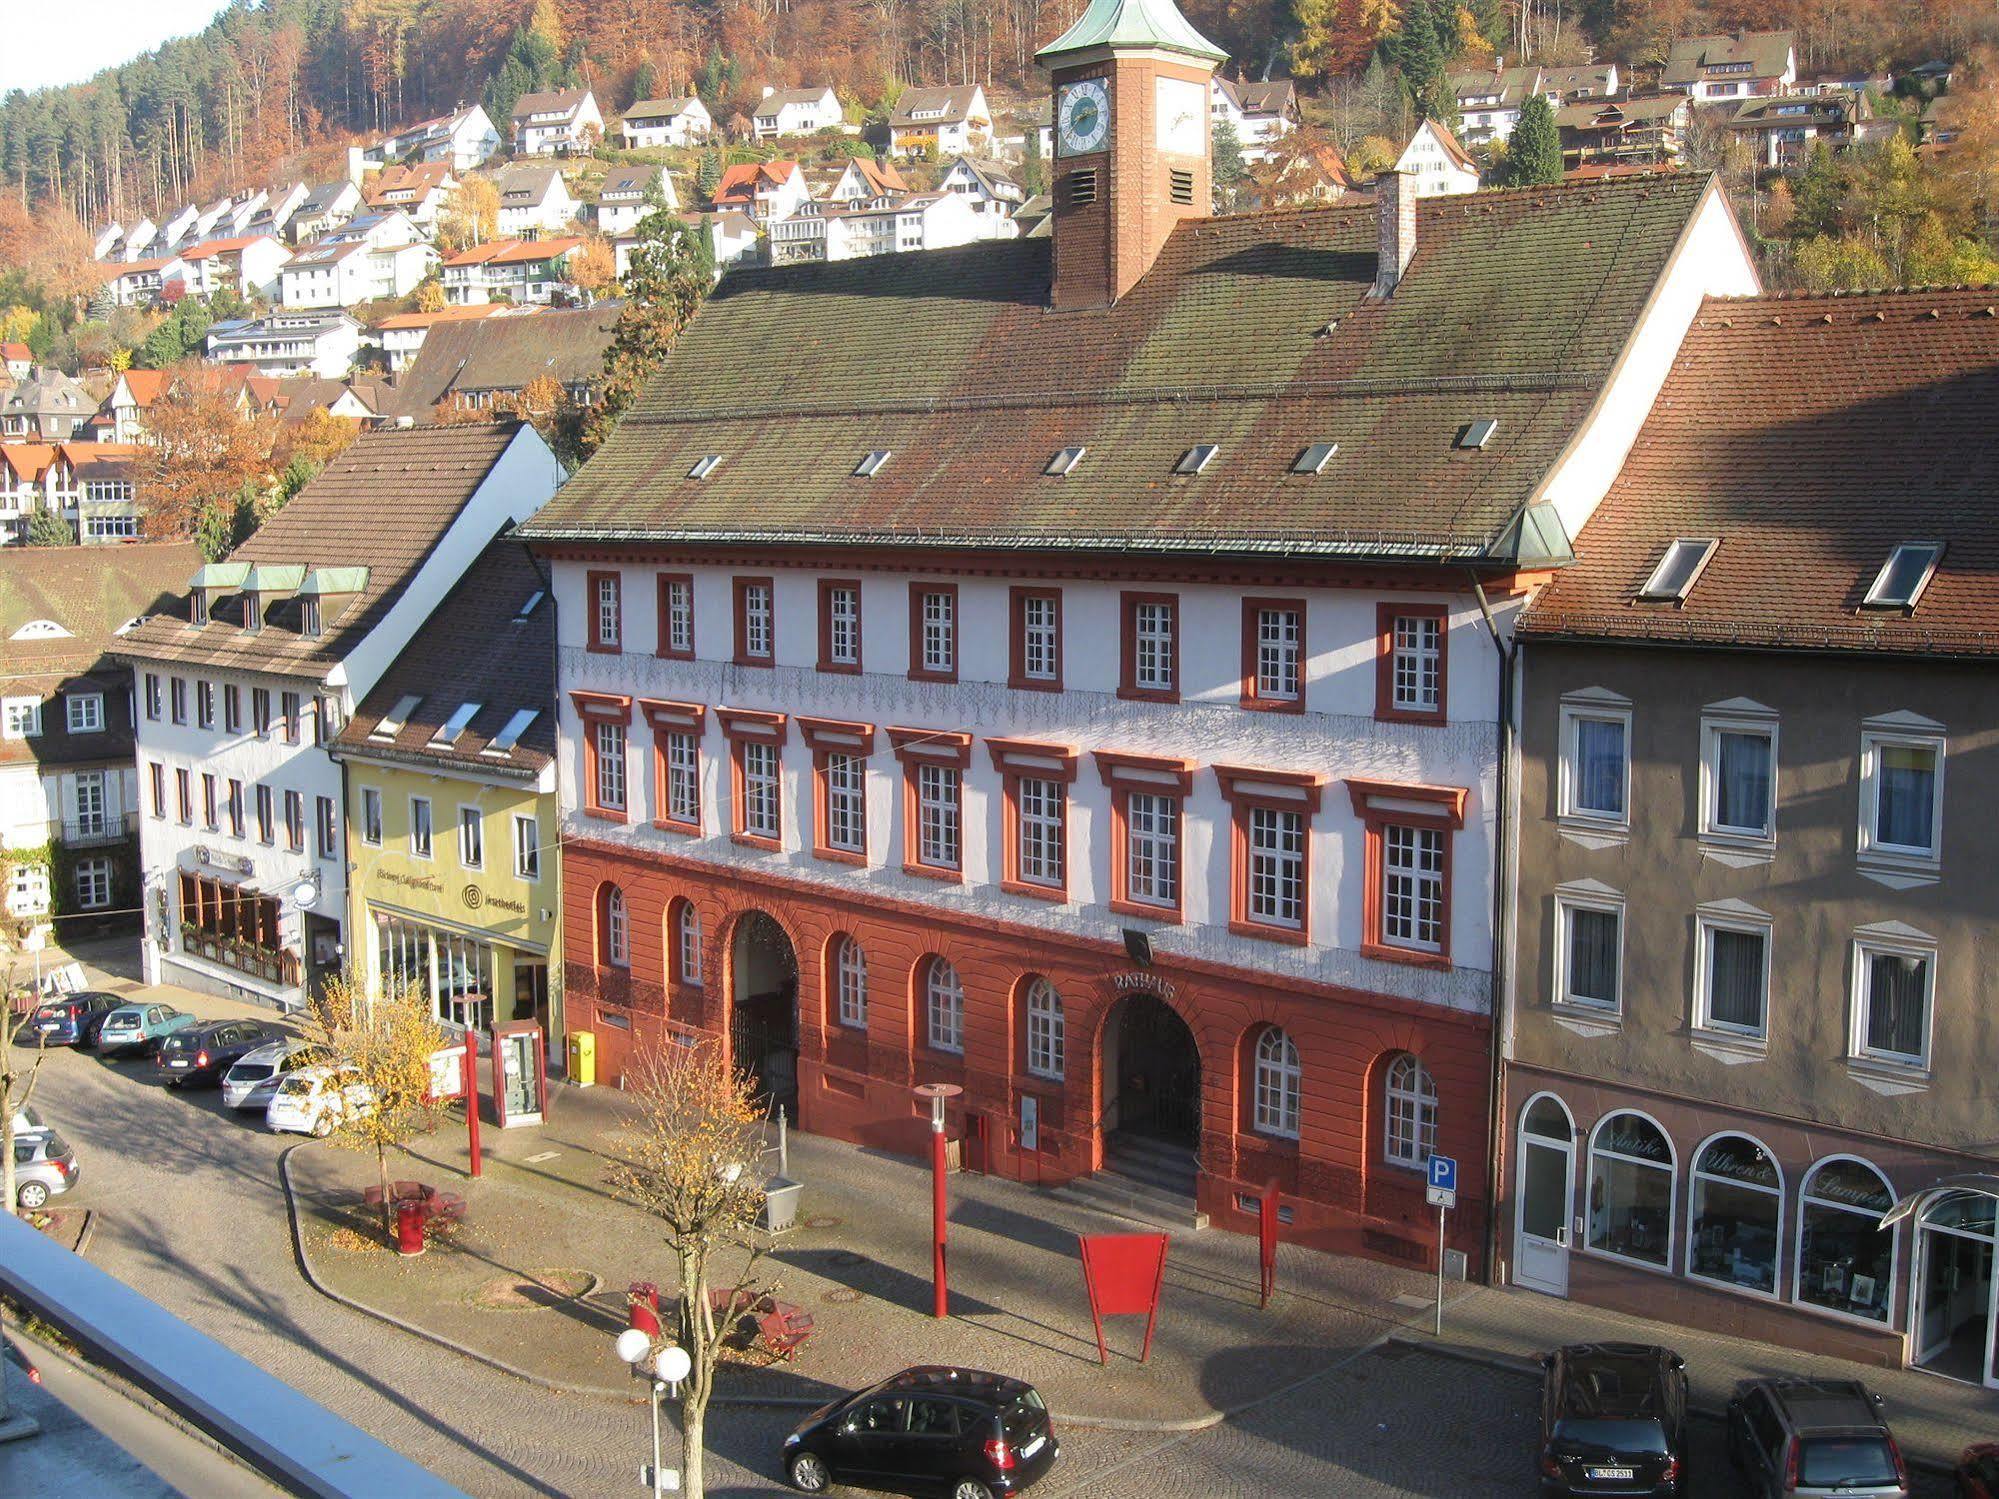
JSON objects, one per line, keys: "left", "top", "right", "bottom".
{"left": 1373, "top": 169, "right": 1417, "bottom": 298}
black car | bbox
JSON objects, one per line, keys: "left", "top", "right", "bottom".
{"left": 15, "top": 992, "right": 125, "bottom": 1048}
{"left": 1540, "top": 1343, "right": 1687, "bottom": 1497}
{"left": 782, "top": 1366, "right": 1058, "bottom": 1499}
{"left": 156, "top": 1020, "right": 278, "bottom": 1088}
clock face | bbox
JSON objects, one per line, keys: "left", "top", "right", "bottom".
{"left": 1057, "top": 79, "right": 1111, "bottom": 157}
{"left": 1155, "top": 77, "right": 1204, "bottom": 156}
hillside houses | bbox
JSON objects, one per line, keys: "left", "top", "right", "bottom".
{"left": 620, "top": 97, "right": 711, "bottom": 148}
{"left": 752, "top": 85, "right": 842, "bottom": 140}
{"left": 1, "top": 368, "right": 93, "bottom": 442}
{"left": 768, "top": 189, "right": 987, "bottom": 264}
{"left": 279, "top": 212, "right": 435, "bottom": 310}
{"left": 711, "top": 160, "right": 811, "bottom": 222}
{"left": 1451, "top": 60, "right": 1622, "bottom": 143}
{"left": 442, "top": 238, "right": 586, "bottom": 306}
{"left": 385, "top": 302, "right": 617, "bottom": 418}
{"left": 594, "top": 165, "right": 678, "bottom": 236}
{"left": 100, "top": 256, "right": 189, "bottom": 308}
{"left": 494, "top": 164, "right": 580, "bottom": 237}
{"left": 374, "top": 304, "right": 532, "bottom": 373}
{"left": 512, "top": 88, "right": 602, "bottom": 154}
{"left": 205, "top": 311, "right": 362, "bottom": 378}
{"left": 1662, "top": 29, "right": 1797, "bottom": 101}
{"left": 366, "top": 104, "right": 500, "bottom": 172}
{"left": 1396, "top": 119, "right": 1481, "bottom": 196}
{"left": 886, "top": 85, "right": 991, "bottom": 158}
{"left": 362, "top": 162, "right": 456, "bottom": 228}
{"left": 612, "top": 212, "right": 759, "bottom": 278}
{"left": 1211, "top": 77, "right": 1298, "bottom": 160}
{"left": 176, "top": 234, "right": 291, "bottom": 302}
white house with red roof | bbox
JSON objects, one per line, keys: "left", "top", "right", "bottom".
{"left": 711, "top": 160, "right": 810, "bottom": 222}
{"left": 177, "top": 234, "right": 291, "bottom": 302}
{"left": 441, "top": 238, "right": 586, "bottom": 306}
{"left": 1396, "top": 119, "right": 1481, "bottom": 196}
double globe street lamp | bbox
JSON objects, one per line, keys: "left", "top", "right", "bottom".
{"left": 614, "top": 1326, "right": 693, "bottom": 1496}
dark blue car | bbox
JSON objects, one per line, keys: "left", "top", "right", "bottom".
{"left": 15, "top": 992, "right": 126, "bottom": 1048}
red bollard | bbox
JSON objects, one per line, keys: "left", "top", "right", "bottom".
{"left": 395, "top": 1198, "right": 426, "bottom": 1257}
{"left": 627, "top": 1281, "right": 662, "bottom": 1337}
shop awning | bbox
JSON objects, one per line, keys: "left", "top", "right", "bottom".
{"left": 1880, "top": 1172, "right": 1999, "bottom": 1229}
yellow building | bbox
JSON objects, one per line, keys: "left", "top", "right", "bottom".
{"left": 330, "top": 539, "right": 561, "bottom": 1049}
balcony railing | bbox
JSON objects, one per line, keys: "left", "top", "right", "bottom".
{"left": 63, "top": 812, "right": 136, "bottom": 846}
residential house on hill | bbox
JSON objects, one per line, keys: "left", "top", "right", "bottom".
{"left": 768, "top": 190, "right": 986, "bottom": 264}
{"left": 176, "top": 234, "right": 290, "bottom": 302}
{"left": 887, "top": 85, "right": 992, "bottom": 159}
{"left": 516, "top": 0, "right": 1760, "bottom": 1272}
{"left": 1662, "top": 31, "right": 1797, "bottom": 103}
{"left": 441, "top": 238, "right": 586, "bottom": 307}
{"left": 2, "top": 345, "right": 31, "bottom": 382}
{"left": 1557, "top": 96, "right": 1691, "bottom": 170}
{"left": 711, "top": 160, "right": 810, "bottom": 222}
{"left": 101, "top": 256, "right": 190, "bottom": 308}
{"left": 115, "top": 214, "right": 159, "bottom": 260}
{"left": 1240, "top": 137, "right": 1355, "bottom": 209}
{"left": 0, "top": 542, "right": 202, "bottom": 946}
{"left": 1210, "top": 77, "right": 1298, "bottom": 161}
{"left": 46, "top": 443, "right": 146, "bottom": 542}
{"left": 494, "top": 164, "right": 580, "bottom": 237}
{"left": 1396, "top": 119, "right": 1480, "bottom": 196}
{"left": 1451, "top": 61, "right": 1622, "bottom": 144}
{"left": 280, "top": 212, "right": 436, "bottom": 310}
{"left": 512, "top": 88, "right": 603, "bottom": 155}
{"left": 612, "top": 214, "right": 760, "bottom": 279}
{"left": 116, "top": 421, "right": 566, "bottom": 1009}
{"left": 2, "top": 368, "right": 93, "bottom": 441}
{"left": 1505, "top": 287, "right": 1999, "bottom": 1380}
{"left": 1727, "top": 92, "right": 1890, "bottom": 168}
{"left": 387, "top": 302, "right": 617, "bottom": 418}
{"left": 375, "top": 304, "right": 533, "bottom": 374}
{"left": 288, "top": 181, "right": 364, "bottom": 244}
{"left": 363, "top": 162, "right": 457, "bottom": 229}
{"left": 331, "top": 536, "right": 561, "bottom": 1044}
{"left": 621, "top": 97, "right": 712, "bottom": 149}
{"left": 369, "top": 104, "right": 500, "bottom": 172}
{"left": 205, "top": 312, "right": 363, "bottom": 379}
{"left": 96, "top": 370, "right": 169, "bottom": 445}
{"left": 244, "top": 183, "right": 309, "bottom": 241}
{"left": 825, "top": 157, "right": 909, "bottom": 203}
{"left": 594, "top": 165, "right": 679, "bottom": 237}
{"left": 0, "top": 445, "right": 57, "bottom": 543}
{"left": 937, "top": 156, "right": 1024, "bottom": 230}
{"left": 751, "top": 86, "right": 842, "bottom": 140}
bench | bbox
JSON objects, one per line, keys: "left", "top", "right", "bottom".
{"left": 755, "top": 1302, "right": 815, "bottom": 1361}
{"left": 361, "top": 1182, "right": 465, "bottom": 1226}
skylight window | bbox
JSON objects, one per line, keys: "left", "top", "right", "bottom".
{"left": 1045, "top": 446, "right": 1086, "bottom": 477}
{"left": 1292, "top": 443, "right": 1339, "bottom": 475}
{"left": 484, "top": 708, "right": 539, "bottom": 755}
{"left": 854, "top": 450, "right": 892, "bottom": 477}
{"left": 1862, "top": 542, "right": 1943, "bottom": 610}
{"left": 372, "top": 694, "right": 423, "bottom": 739}
{"left": 1175, "top": 444, "right": 1220, "bottom": 475}
{"left": 431, "top": 701, "right": 482, "bottom": 746}
{"left": 1457, "top": 418, "right": 1499, "bottom": 450}
{"left": 515, "top": 590, "right": 545, "bottom": 619}
{"left": 1638, "top": 538, "right": 1718, "bottom": 602}
{"left": 688, "top": 454, "right": 723, "bottom": 480}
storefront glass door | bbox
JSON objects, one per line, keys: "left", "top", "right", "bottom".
{"left": 1915, "top": 1191, "right": 1999, "bottom": 1387}
{"left": 1515, "top": 1095, "right": 1574, "bottom": 1297}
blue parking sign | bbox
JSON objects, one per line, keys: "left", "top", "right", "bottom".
{"left": 1426, "top": 1155, "right": 1457, "bottom": 1194}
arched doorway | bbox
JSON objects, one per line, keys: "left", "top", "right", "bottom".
{"left": 1101, "top": 993, "right": 1201, "bottom": 1149}
{"left": 729, "top": 911, "right": 799, "bottom": 1121}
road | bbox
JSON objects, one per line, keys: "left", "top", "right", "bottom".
{"left": 8, "top": 1006, "right": 1959, "bottom": 1498}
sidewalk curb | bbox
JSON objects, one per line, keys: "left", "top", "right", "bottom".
{"left": 1382, "top": 1330, "right": 1957, "bottom": 1479}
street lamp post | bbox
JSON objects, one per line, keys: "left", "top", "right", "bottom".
{"left": 912, "top": 1082, "right": 963, "bottom": 1320}
{"left": 614, "top": 1327, "right": 692, "bottom": 1496}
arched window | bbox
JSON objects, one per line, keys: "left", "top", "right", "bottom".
{"left": 1795, "top": 1156, "right": 1895, "bottom": 1325}
{"left": 600, "top": 885, "right": 628, "bottom": 968}
{"left": 1587, "top": 1112, "right": 1675, "bottom": 1269}
{"left": 1252, "top": 1027, "right": 1301, "bottom": 1139}
{"left": 1383, "top": 1053, "right": 1437, "bottom": 1168}
{"left": 672, "top": 899, "right": 701, "bottom": 985}
{"left": 1687, "top": 1133, "right": 1783, "bottom": 1297}
{"left": 925, "top": 958, "right": 963, "bottom": 1054}
{"left": 1023, "top": 977, "right": 1063, "bottom": 1081}
{"left": 1522, "top": 1093, "right": 1572, "bottom": 1142}
{"left": 833, "top": 936, "right": 868, "bottom": 1030}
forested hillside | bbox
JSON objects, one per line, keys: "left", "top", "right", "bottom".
{"left": 2, "top": 0, "right": 1995, "bottom": 230}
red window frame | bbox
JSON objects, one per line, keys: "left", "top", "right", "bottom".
{"left": 888, "top": 726, "right": 972, "bottom": 882}
{"left": 570, "top": 690, "right": 633, "bottom": 823}
{"left": 1007, "top": 586, "right": 1064, "bottom": 691}
{"left": 255, "top": 785, "right": 274, "bottom": 844}
{"left": 1349, "top": 777, "right": 1467, "bottom": 969}
{"left": 1240, "top": 595, "right": 1307, "bottom": 713}
{"left": 175, "top": 767, "right": 192, "bottom": 825}
{"left": 638, "top": 698, "right": 705, "bottom": 835}
{"left": 1375, "top": 602, "right": 1448, "bottom": 724}
{"left": 1095, "top": 750, "right": 1195, "bottom": 923}
{"left": 988, "top": 738, "right": 1079, "bottom": 901}
{"left": 799, "top": 716, "right": 877, "bottom": 864}
{"left": 655, "top": 572, "right": 694, "bottom": 660}
{"left": 1216, "top": 765, "right": 1328, "bottom": 946}
{"left": 201, "top": 773, "right": 217, "bottom": 830}
{"left": 817, "top": 578, "right": 863, "bottom": 674}
{"left": 1119, "top": 590, "right": 1181, "bottom": 703}
{"left": 732, "top": 575, "right": 776, "bottom": 667}
{"left": 717, "top": 706, "right": 788, "bottom": 849}
{"left": 586, "top": 569, "right": 622, "bottom": 654}
{"left": 907, "top": 582, "right": 960, "bottom": 684}
{"left": 149, "top": 762, "right": 165, "bottom": 818}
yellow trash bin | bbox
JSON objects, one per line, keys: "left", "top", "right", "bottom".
{"left": 567, "top": 1029, "right": 596, "bottom": 1088}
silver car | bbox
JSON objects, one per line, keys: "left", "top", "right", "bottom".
{"left": 222, "top": 1039, "right": 323, "bottom": 1111}
{"left": 11, "top": 1128, "right": 78, "bottom": 1209}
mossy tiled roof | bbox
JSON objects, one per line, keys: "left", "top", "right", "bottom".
{"left": 526, "top": 173, "right": 1718, "bottom": 561}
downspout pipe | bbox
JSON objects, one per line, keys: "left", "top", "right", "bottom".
{"left": 1470, "top": 572, "right": 1516, "bottom": 1286}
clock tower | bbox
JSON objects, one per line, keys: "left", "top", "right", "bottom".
{"left": 1036, "top": 0, "right": 1226, "bottom": 311}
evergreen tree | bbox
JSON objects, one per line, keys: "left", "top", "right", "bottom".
{"left": 696, "top": 151, "right": 722, "bottom": 204}
{"left": 1389, "top": 0, "right": 1445, "bottom": 107}
{"left": 1289, "top": 0, "right": 1336, "bottom": 82}
{"left": 1508, "top": 93, "right": 1563, "bottom": 185}
{"left": 1022, "top": 125, "right": 1046, "bottom": 197}
{"left": 1212, "top": 119, "right": 1246, "bottom": 211}
{"left": 581, "top": 205, "right": 713, "bottom": 457}
{"left": 1418, "top": 70, "right": 1461, "bottom": 132}
{"left": 633, "top": 57, "right": 659, "bottom": 105}
{"left": 24, "top": 511, "right": 75, "bottom": 547}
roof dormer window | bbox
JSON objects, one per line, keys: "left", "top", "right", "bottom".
{"left": 300, "top": 596, "right": 322, "bottom": 638}
{"left": 431, "top": 701, "right": 482, "bottom": 746}
{"left": 1045, "top": 446, "right": 1086, "bottom": 477}
{"left": 1292, "top": 442, "right": 1338, "bottom": 475}
{"left": 190, "top": 590, "right": 209, "bottom": 626}
{"left": 1862, "top": 542, "right": 1943, "bottom": 611}
{"left": 1638, "top": 538, "right": 1719, "bottom": 603}
{"left": 1457, "top": 417, "right": 1498, "bottom": 450}
{"left": 688, "top": 454, "right": 723, "bottom": 479}
{"left": 1174, "top": 444, "right": 1219, "bottom": 475}
{"left": 854, "top": 449, "right": 892, "bottom": 478}
{"left": 372, "top": 694, "right": 422, "bottom": 739}
{"left": 242, "top": 590, "right": 263, "bottom": 633}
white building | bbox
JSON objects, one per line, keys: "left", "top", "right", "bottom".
{"left": 1395, "top": 119, "right": 1481, "bottom": 197}
{"left": 373, "top": 304, "right": 530, "bottom": 373}
{"left": 494, "top": 165, "right": 580, "bottom": 238}
{"left": 369, "top": 104, "right": 500, "bottom": 172}
{"left": 594, "top": 165, "right": 679, "bottom": 237}
{"left": 118, "top": 422, "right": 566, "bottom": 1009}
{"left": 1450, "top": 61, "right": 1623, "bottom": 145}
{"left": 1662, "top": 30, "right": 1797, "bottom": 103}
{"left": 711, "top": 160, "right": 811, "bottom": 222}
{"left": 279, "top": 212, "right": 436, "bottom": 310}
{"left": 100, "top": 257, "right": 189, "bottom": 308}
{"left": 176, "top": 234, "right": 291, "bottom": 302}
{"left": 938, "top": 156, "right": 1025, "bottom": 233}
{"left": 751, "top": 86, "right": 842, "bottom": 140}
{"left": 613, "top": 213, "right": 760, "bottom": 280}
{"left": 621, "top": 97, "right": 712, "bottom": 149}
{"left": 511, "top": 88, "right": 603, "bottom": 155}
{"left": 205, "top": 313, "right": 363, "bottom": 378}
{"left": 1210, "top": 77, "right": 1297, "bottom": 161}
{"left": 767, "top": 190, "right": 985, "bottom": 264}
{"left": 245, "top": 184, "right": 309, "bottom": 241}
{"left": 362, "top": 163, "right": 457, "bottom": 229}
{"left": 289, "top": 181, "right": 364, "bottom": 244}
{"left": 886, "top": 85, "right": 992, "bottom": 159}
{"left": 441, "top": 238, "right": 585, "bottom": 306}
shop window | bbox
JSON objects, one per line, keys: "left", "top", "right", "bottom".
{"left": 1587, "top": 1112, "right": 1675, "bottom": 1270}
{"left": 1023, "top": 976, "right": 1063, "bottom": 1081}
{"left": 925, "top": 956, "right": 964, "bottom": 1055}
{"left": 1687, "top": 1133, "right": 1782, "bottom": 1298}
{"left": 1795, "top": 1157, "right": 1896, "bottom": 1325}
{"left": 1382, "top": 1052, "right": 1436, "bottom": 1168}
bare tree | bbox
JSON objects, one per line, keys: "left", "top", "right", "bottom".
{"left": 2, "top": 970, "right": 50, "bottom": 1216}
{"left": 608, "top": 1040, "right": 773, "bottom": 1499}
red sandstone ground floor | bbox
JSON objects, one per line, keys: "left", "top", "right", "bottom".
{"left": 1498, "top": 1062, "right": 1999, "bottom": 1386}
{"left": 561, "top": 836, "right": 1494, "bottom": 1273}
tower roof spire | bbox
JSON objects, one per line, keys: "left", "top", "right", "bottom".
{"left": 1035, "top": 0, "right": 1227, "bottom": 65}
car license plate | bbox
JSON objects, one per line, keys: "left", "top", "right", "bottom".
{"left": 1587, "top": 1468, "right": 1633, "bottom": 1481}
{"left": 37, "top": 1022, "right": 56, "bottom": 1030}
{"left": 168, "top": 1059, "right": 189, "bottom": 1068}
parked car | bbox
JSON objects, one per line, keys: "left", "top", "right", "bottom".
{"left": 1539, "top": 1343, "right": 1687, "bottom": 1496}
{"left": 95, "top": 1003, "right": 197, "bottom": 1058}
{"left": 1959, "top": 1443, "right": 1999, "bottom": 1498}
{"left": 222, "top": 1038, "right": 325, "bottom": 1112}
{"left": 265, "top": 1064, "right": 372, "bottom": 1137}
{"left": 156, "top": 1020, "right": 278, "bottom": 1088}
{"left": 13, "top": 992, "right": 125, "bottom": 1048}
{"left": 1727, "top": 1376, "right": 1908, "bottom": 1498}
{"left": 10, "top": 1128, "right": 78, "bottom": 1210}
{"left": 781, "top": 1365, "right": 1058, "bottom": 1498}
